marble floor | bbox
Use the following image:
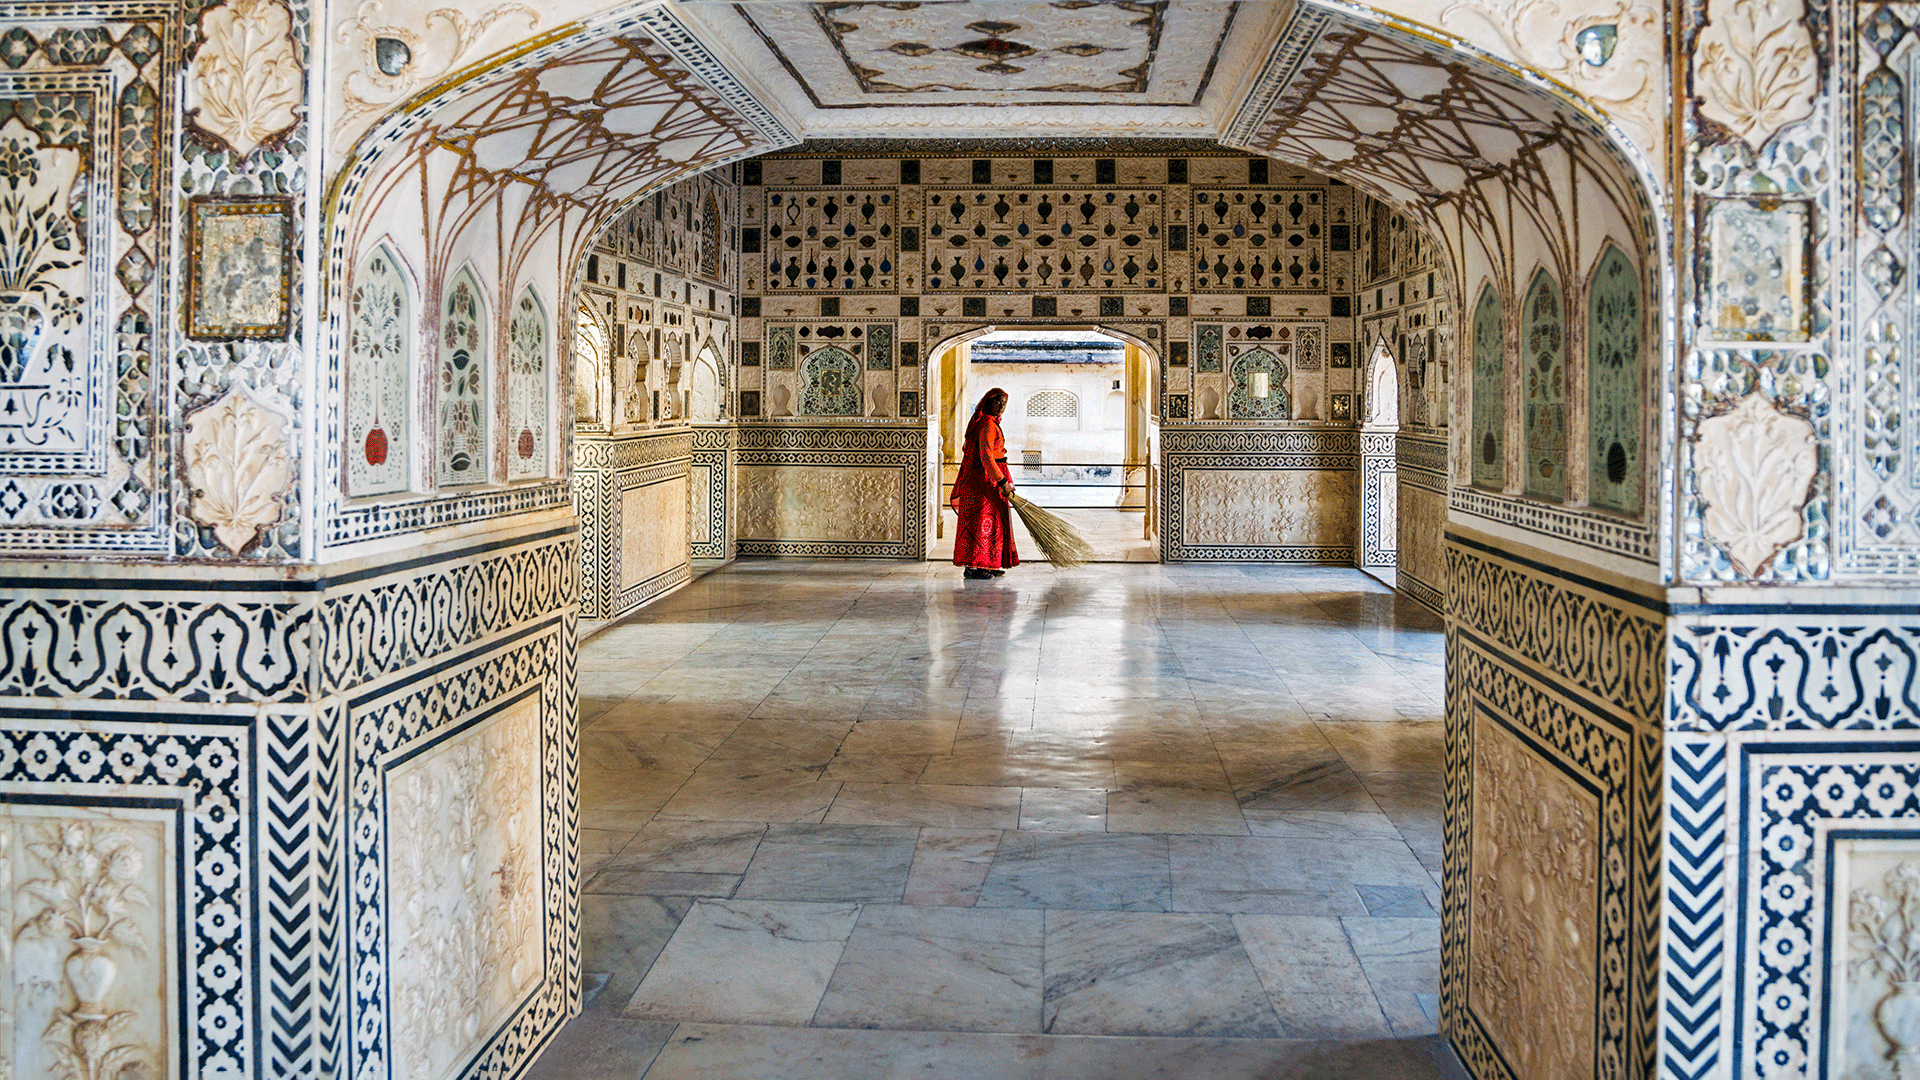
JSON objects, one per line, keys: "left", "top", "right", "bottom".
{"left": 531, "top": 560, "right": 1449, "bottom": 1079}
{"left": 930, "top": 506, "right": 1160, "bottom": 562}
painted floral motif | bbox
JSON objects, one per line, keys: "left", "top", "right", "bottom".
{"left": 438, "top": 270, "right": 488, "bottom": 486}
{"left": 766, "top": 325, "right": 795, "bottom": 370}
{"left": 0, "top": 117, "right": 86, "bottom": 453}
{"left": 507, "top": 287, "right": 548, "bottom": 480}
{"left": 346, "top": 248, "right": 410, "bottom": 496}
{"left": 1229, "top": 348, "right": 1289, "bottom": 420}
{"left": 183, "top": 384, "right": 293, "bottom": 554}
{"left": 1694, "top": 392, "right": 1817, "bottom": 576}
{"left": 1587, "top": 246, "right": 1643, "bottom": 514}
{"left": 1694, "top": 0, "right": 1819, "bottom": 148}
{"left": 800, "top": 346, "right": 861, "bottom": 416}
{"left": 1521, "top": 270, "right": 1566, "bottom": 501}
{"left": 333, "top": 0, "right": 540, "bottom": 149}
{"left": 1470, "top": 284, "right": 1505, "bottom": 490}
{"left": 1196, "top": 324, "right": 1223, "bottom": 373}
{"left": 185, "top": 0, "right": 303, "bottom": 157}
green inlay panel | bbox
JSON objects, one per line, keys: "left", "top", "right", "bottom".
{"left": 802, "top": 346, "right": 861, "bottom": 415}
{"left": 1521, "top": 270, "right": 1566, "bottom": 501}
{"left": 1470, "top": 284, "right": 1505, "bottom": 490}
{"left": 1229, "top": 348, "right": 1289, "bottom": 419}
{"left": 1587, "top": 246, "right": 1642, "bottom": 514}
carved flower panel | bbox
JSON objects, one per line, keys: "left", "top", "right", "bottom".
{"left": 386, "top": 696, "right": 544, "bottom": 1080}
{"left": 1467, "top": 717, "right": 1601, "bottom": 1080}
{"left": 506, "top": 287, "right": 550, "bottom": 481}
{"left": 438, "top": 270, "right": 489, "bottom": 486}
{"left": 621, "top": 476, "right": 689, "bottom": 588}
{"left": 0, "top": 805, "right": 173, "bottom": 1080}
{"left": 1827, "top": 841, "right": 1920, "bottom": 1079}
{"left": 1181, "top": 469, "right": 1357, "bottom": 547}
{"left": 738, "top": 464, "right": 904, "bottom": 542}
{"left": 345, "top": 247, "right": 411, "bottom": 497}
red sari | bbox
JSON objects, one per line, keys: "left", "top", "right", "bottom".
{"left": 951, "top": 393, "right": 1019, "bottom": 570}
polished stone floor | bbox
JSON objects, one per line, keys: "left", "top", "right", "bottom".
{"left": 530, "top": 560, "right": 1448, "bottom": 1079}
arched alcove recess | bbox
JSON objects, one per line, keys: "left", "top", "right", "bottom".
{"left": 1218, "top": 9, "right": 1670, "bottom": 1080}
{"left": 1356, "top": 340, "right": 1402, "bottom": 580}
{"left": 311, "top": 6, "right": 1675, "bottom": 1080}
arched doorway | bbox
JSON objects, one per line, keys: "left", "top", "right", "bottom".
{"left": 129, "top": 3, "right": 1719, "bottom": 1079}
{"left": 927, "top": 327, "right": 1158, "bottom": 563}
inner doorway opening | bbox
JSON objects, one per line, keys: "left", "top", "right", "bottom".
{"left": 929, "top": 328, "right": 1158, "bottom": 564}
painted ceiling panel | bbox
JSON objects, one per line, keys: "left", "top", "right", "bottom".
{"left": 728, "top": 0, "right": 1239, "bottom": 107}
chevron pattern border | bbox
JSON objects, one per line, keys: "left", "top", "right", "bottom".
{"left": 1662, "top": 734, "right": 1727, "bottom": 1080}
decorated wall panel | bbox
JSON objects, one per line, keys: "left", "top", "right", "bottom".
{"left": 1469, "top": 285, "right": 1505, "bottom": 492}
{"left": 690, "top": 423, "right": 732, "bottom": 560}
{"left": 733, "top": 426, "right": 926, "bottom": 558}
{"left": 1444, "top": 534, "right": 1663, "bottom": 1080}
{"left": 1521, "top": 270, "right": 1568, "bottom": 502}
{"left": 346, "top": 247, "right": 411, "bottom": 496}
{"left": 573, "top": 431, "right": 693, "bottom": 622}
{"left": 0, "top": 529, "right": 578, "bottom": 1080}
{"left": 1586, "top": 247, "right": 1643, "bottom": 516}
{"left": 439, "top": 269, "right": 489, "bottom": 487}
{"left": 1160, "top": 429, "right": 1357, "bottom": 562}
{"left": 506, "top": 287, "right": 550, "bottom": 481}
{"left": 1396, "top": 434, "right": 1448, "bottom": 614}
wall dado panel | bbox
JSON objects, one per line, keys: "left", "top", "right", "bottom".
{"left": 735, "top": 426, "right": 927, "bottom": 558}
{"left": 1359, "top": 431, "right": 1397, "bottom": 576}
{"left": 691, "top": 424, "right": 734, "bottom": 560}
{"left": 1397, "top": 434, "right": 1448, "bottom": 614}
{"left": 1443, "top": 530, "right": 1664, "bottom": 1080}
{"left": 1662, "top": 601, "right": 1920, "bottom": 1080}
{"left": 0, "top": 528, "right": 580, "bottom": 1079}
{"left": 1160, "top": 428, "right": 1357, "bottom": 562}
{"left": 575, "top": 431, "right": 694, "bottom": 622}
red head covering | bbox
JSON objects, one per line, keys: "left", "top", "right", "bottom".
{"left": 966, "top": 387, "right": 1009, "bottom": 437}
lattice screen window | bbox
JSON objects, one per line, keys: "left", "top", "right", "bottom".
{"left": 1026, "top": 391, "right": 1078, "bottom": 419}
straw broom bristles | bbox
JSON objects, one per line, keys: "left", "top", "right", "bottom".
{"left": 1008, "top": 494, "right": 1096, "bottom": 569}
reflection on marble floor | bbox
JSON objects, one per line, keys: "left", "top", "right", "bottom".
{"left": 536, "top": 561, "right": 1448, "bottom": 1079}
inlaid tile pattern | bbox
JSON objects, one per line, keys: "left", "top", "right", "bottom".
{"left": 531, "top": 561, "right": 1450, "bottom": 1079}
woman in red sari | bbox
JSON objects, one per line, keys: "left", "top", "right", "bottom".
{"left": 951, "top": 388, "right": 1019, "bottom": 579}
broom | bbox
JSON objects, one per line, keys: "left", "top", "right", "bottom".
{"left": 1008, "top": 492, "right": 1096, "bottom": 569}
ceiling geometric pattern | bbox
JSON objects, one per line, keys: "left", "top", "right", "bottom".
{"left": 730, "top": 0, "right": 1235, "bottom": 104}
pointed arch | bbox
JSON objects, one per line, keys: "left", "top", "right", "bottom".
{"left": 346, "top": 244, "right": 412, "bottom": 496}
{"left": 438, "top": 266, "right": 490, "bottom": 486}
{"left": 507, "top": 285, "right": 550, "bottom": 480}
{"left": 572, "top": 292, "right": 611, "bottom": 430}
{"left": 1469, "top": 282, "right": 1505, "bottom": 491}
{"left": 1521, "top": 268, "right": 1568, "bottom": 501}
{"left": 1365, "top": 342, "right": 1401, "bottom": 428}
{"left": 1587, "top": 244, "right": 1643, "bottom": 515}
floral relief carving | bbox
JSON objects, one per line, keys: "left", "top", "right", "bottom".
{"left": 1693, "top": 392, "right": 1817, "bottom": 576}
{"left": 183, "top": 384, "right": 294, "bottom": 555}
{"left": 1851, "top": 860, "right": 1920, "bottom": 1079}
{"left": 186, "top": 0, "right": 304, "bottom": 158}
{"left": 388, "top": 700, "right": 542, "bottom": 1080}
{"left": 1439, "top": 0, "right": 1663, "bottom": 155}
{"left": 1693, "top": 0, "right": 1819, "bottom": 149}
{"left": 1183, "top": 470, "right": 1356, "bottom": 547}
{"left": 739, "top": 465, "right": 902, "bottom": 542}
{"left": 333, "top": 0, "right": 541, "bottom": 150}
{"left": 1468, "top": 721, "right": 1599, "bottom": 1080}
{"left": 12, "top": 819, "right": 163, "bottom": 1080}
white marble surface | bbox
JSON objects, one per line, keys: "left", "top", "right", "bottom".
{"left": 548, "top": 562, "right": 1448, "bottom": 1077}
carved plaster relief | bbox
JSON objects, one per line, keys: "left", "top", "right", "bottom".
{"left": 1181, "top": 469, "right": 1357, "bottom": 547}
{"left": 1468, "top": 717, "right": 1600, "bottom": 1080}
{"left": 332, "top": 0, "right": 541, "bottom": 151}
{"left": 621, "top": 476, "right": 689, "bottom": 588}
{"left": 186, "top": 0, "right": 303, "bottom": 158}
{"left": 1693, "top": 0, "right": 1819, "bottom": 149}
{"left": 183, "top": 383, "right": 295, "bottom": 555}
{"left": 386, "top": 696, "right": 544, "bottom": 1080}
{"left": 1833, "top": 843, "right": 1920, "bottom": 1080}
{"left": 689, "top": 464, "right": 713, "bottom": 546}
{"left": 739, "top": 465, "right": 904, "bottom": 542}
{"left": 0, "top": 807, "right": 172, "bottom": 1080}
{"left": 1435, "top": 0, "right": 1664, "bottom": 157}
{"left": 1694, "top": 392, "right": 1817, "bottom": 576}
